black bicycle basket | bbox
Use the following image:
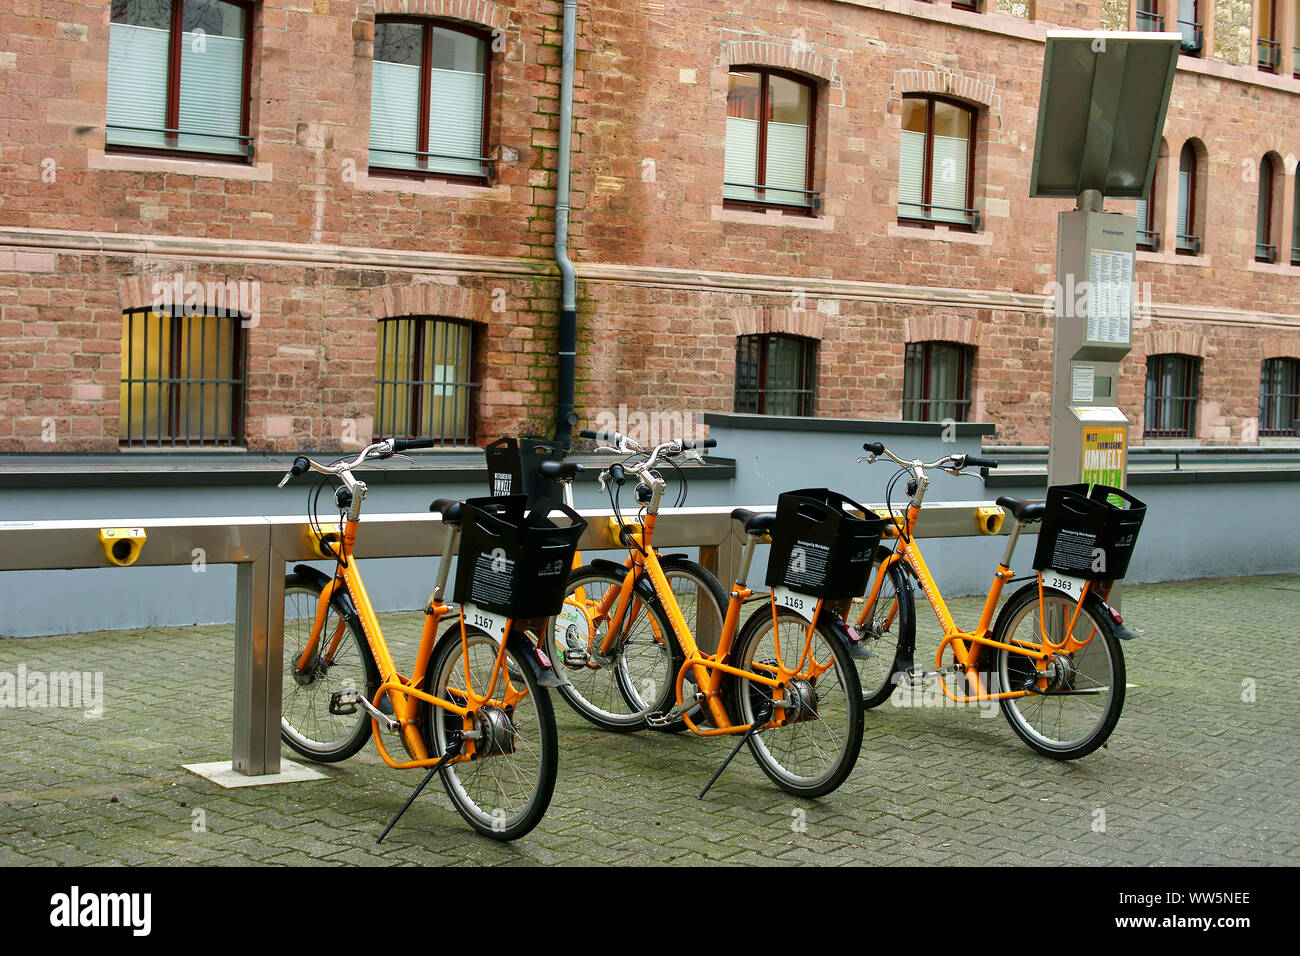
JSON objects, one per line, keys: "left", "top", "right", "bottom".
{"left": 766, "top": 488, "right": 883, "bottom": 598}
{"left": 453, "top": 494, "right": 587, "bottom": 618}
{"left": 1032, "top": 483, "right": 1146, "bottom": 582}
{"left": 484, "top": 437, "right": 569, "bottom": 506}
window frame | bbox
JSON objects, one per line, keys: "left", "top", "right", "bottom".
{"left": 1143, "top": 353, "right": 1201, "bottom": 440}
{"left": 1259, "top": 357, "right": 1300, "bottom": 437}
{"left": 1176, "top": 0, "right": 1204, "bottom": 56}
{"left": 1256, "top": 155, "right": 1279, "bottom": 263}
{"left": 374, "top": 315, "right": 478, "bottom": 446}
{"left": 368, "top": 16, "right": 494, "bottom": 185}
{"left": 105, "top": 0, "right": 255, "bottom": 162}
{"left": 902, "top": 341, "right": 974, "bottom": 423}
{"left": 119, "top": 308, "right": 247, "bottom": 448}
{"left": 722, "top": 67, "right": 819, "bottom": 216}
{"left": 896, "top": 94, "right": 979, "bottom": 232}
{"left": 733, "top": 333, "right": 818, "bottom": 417}
{"left": 1176, "top": 142, "right": 1201, "bottom": 256}
{"left": 1258, "top": 0, "right": 1281, "bottom": 72}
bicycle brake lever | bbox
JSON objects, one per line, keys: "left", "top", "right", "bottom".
{"left": 388, "top": 454, "right": 415, "bottom": 466}
{"left": 277, "top": 471, "right": 294, "bottom": 489}
{"left": 855, "top": 455, "right": 876, "bottom": 464}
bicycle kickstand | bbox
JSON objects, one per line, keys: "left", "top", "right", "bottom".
{"left": 376, "top": 733, "right": 464, "bottom": 845}
{"left": 698, "top": 701, "right": 774, "bottom": 800}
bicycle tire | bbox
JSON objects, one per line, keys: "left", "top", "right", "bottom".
{"left": 280, "top": 572, "right": 380, "bottom": 763}
{"left": 547, "top": 564, "right": 683, "bottom": 732}
{"left": 421, "top": 623, "right": 558, "bottom": 840}
{"left": 856, "top": 550, "right": 915, "bottom": 708}
{"left": 725, "top": 605, "right": 864, "bottom": 798}
{"left": 991, "top": 583, "right": 1126, "bottom": 760}
{"left": 639, "top": 557, "right": 730, "bottom": 733}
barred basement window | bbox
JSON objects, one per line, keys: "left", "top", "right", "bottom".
{"left": 903, "top": 342, "right": 973, "bottom": 422}
{"left": 734, "top": 334, "right": 816, "bottom": 416}
{"left": 119, "top": 309, "right": 245, "bottom": 446}
{"left": 1144, "top": 353, "right": 1200, "bottom": 439}
{"left": 374, "top": 316, "right": 476, "bottom": 445}
{"left": 1259, "top": 358, "right": 1300, "bottom": 437}
{"left": 106, "top": 0, "right": 253, "bottom": 159}
{"left": 369, "top": 18, "right": 491, "bottom": 181}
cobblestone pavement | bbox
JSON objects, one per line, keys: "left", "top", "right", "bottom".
{"left": 1, "top": 574, "right": 1296, "bottom": 866}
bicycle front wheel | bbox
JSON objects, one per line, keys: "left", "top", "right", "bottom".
{"left": 280, "top": 573, "right": 379, "bottom": 762}
{"left": 856, "top": 551, "right": 914, "bottom": 708}
{"left": 992, "top": 584, "right": 1126, "bottom": 760}
{"left": 547, "top": 565, "right": 681, "bottom": 732}
{"left": 726, "top": 606, "right": 864, "bottom": 798}
{"left": 422, "top": 625, "right": 558, "bottom": 840}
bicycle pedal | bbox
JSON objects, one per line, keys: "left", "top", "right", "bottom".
{"left": 328, "top": 690, "right": 359, "bottom": 716}
{"left": 896, "top": 669, "right": 928, "bottom": 689}
{"left": 646, "top": 693, "right": 704, "bottom": 728}
{"left": 561, "top": 648, "right": 589, "bottom": 668}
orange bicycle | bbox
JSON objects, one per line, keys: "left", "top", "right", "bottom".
{"left": 276, "top": 437, "right": 583, "bottom": 840}
{"left": 547, "top": 428, "right": 866, "bottom": 798}
{"left": 852, "top": 440, "right": 1143, "bottom": 759}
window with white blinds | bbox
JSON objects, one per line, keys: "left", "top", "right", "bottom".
{"left": 897, "top": 96, "right": 975, "bottom": 227}
{"left": 1176, "top": 142, "right": 1198, "bottom": 253}
{"left": 106, "top": 0, "right": 249, "bottom": 157}
{"left": 369, "top": 20, "right": 489, "bottom": 179}
{"left": 723, "top": 70, "right": 814, "bottom": 210}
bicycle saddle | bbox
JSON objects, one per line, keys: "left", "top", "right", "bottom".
{"left": 429, "top": 498, "right": 462, "bottom": 523}
{"left": 995, "top": 496, "right": 1045, "bottom": 523}
{"left": 730, "top": 508, "right": 776, "bottom": 535}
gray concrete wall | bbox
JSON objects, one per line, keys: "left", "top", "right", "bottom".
{"left": 4, "top": 414, "right": 1298, "bottom": 636}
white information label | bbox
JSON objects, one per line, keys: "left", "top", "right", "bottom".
{"left": 460, "top": 603, "right": 507, "bottom": 641}
{"left": 1072, "top": 365, "right": 1094, "bottom": 403}
{"left": 1086, "top": 249, "right": 1133, "bottom": 345}
{"left": 1043, "top": 572, "right": 1089, "bottom": 602}
{"left": 772, "top": 586, "right": 817, "bottom": 623}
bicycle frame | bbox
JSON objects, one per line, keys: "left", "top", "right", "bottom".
{"left": 293, "top": 514, "right": 526, "bottom": 771}
{"left": 860, "top": 500, "right": 1102, "bottom": 703}
{"left": 573, "top": 512, "right": 837, "bottom": 736}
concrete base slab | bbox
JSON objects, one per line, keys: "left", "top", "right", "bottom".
{"left": 182, "top": 759, "right": 326, "bottom": 788}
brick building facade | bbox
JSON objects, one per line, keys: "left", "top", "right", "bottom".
{"left": 1, "top": 0, "right": 1297, "bottom": 453}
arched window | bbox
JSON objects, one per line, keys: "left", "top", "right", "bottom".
{"left": 1260, "top": 358, "right": 1300, "bottom": 436}
{"left": 723, "top": 69, "right": 818, "bottom": 213}
{"left": 370, "top": 19, "right": 491, "bottom": 181}
{"left": 375, "top": 316, "right": 475, "bottom": 444}
{"left": 903, "top": 342, "right": 974, "bottom": 422}
{"left": 1144, "top": 353, "right": 1200, "bottom": 438}
{"left": 734, "top": 334, "right": 817, "bottom": 416}
{"left": 1256, "top": 155, "right": 1280, "bottom": 263}
{"left": 1176, "top": 142, "right": 1201, "bottom": 255}
{"left": 898, "top": 95, "right": 977, "bottom": 229}
{"left": 107, "top": 0, "right": 254, "bottom": 159}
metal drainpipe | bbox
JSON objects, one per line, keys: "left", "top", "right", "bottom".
{"left": 553, "top": 0, "right": 579, "bottom": 448}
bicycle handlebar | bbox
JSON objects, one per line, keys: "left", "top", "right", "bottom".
{"left": 277, "top": 438, "right": 413, "bottom": 487}
{"left": 858, "top": 441, "right": 998, "bottom": 475}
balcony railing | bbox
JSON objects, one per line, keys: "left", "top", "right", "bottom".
{"left": 1256, "top": 242, "right": 1279, "bottom": 264}
{"left": 1176, "top": 233, "right": 1202, "bottom": 255}
{"left": 1138, "top": 228, "right": 1161, "bottom": 252}
{"left": 1136, "top": 10, "right": 1164, "bottom": 30}
{"left": 1258, "top": 37, "right": 1281, "bottom": 71}
{"left": 723, "top": 182, "right": 821, "bottom": 210}
{"left": 898, "top": 202, "right": 981, "bottom": 229}
{"left": 1178, "top": 20, "right": 1203, "bottom": 54}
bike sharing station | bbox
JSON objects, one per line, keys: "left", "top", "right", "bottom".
{"left": 1031, "top": 30, "right": 1180, "bottom": 593}
{"left": 1032, "top": 31, "right": 1180, "bottom": 493}
{"left": 0, "top": 34, "right": 1187, "bottom": 821}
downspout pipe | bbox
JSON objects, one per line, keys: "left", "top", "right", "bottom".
{"left": 553, "top": 0, "right": 579, "bottom": 448}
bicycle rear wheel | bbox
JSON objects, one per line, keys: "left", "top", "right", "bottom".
{"left": 280, "top": 573, "right": 379, "bottom": 762}
{"left": 856, "top": 551, "right": 914, "bottom": 708}
{"left": 992, "top": 584, "right": 1126, "bottom": 760}
{"left": 422, "top": 624, "right": 558, "bottom": 840}
{"left": 726, "top": 605, "right": 864, "bottom": 798}
{"left": 548, "top": 565, "right": 682, "bottom": 732}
